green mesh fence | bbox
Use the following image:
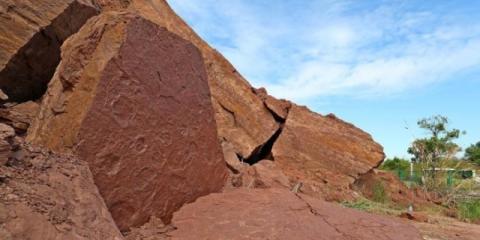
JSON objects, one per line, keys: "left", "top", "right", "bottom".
{"left": 392, "top": 169, "right": 475, "bottom": 186}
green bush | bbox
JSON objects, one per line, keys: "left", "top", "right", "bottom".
{"left": 380, "top": 157, "right": 410, "bottom": 171}
{"left": 457, "top": 199, "right": 480, "bottom": 222}
{"left": 372, "top": 181, "right": 389, "bottom": 203}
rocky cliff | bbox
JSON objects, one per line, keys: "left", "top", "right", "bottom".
{"left": 0, "top": 0, "right": 422, "bottom": 239}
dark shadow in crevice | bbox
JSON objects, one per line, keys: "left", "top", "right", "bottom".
{"left": 0, "top": 1, "right": 98, "bottom": 102}
{"left": 244, "top": 126, "right": 283, "bottom": 165}
{"left": 265, "top": 105, "right": 286, "bottom": 123}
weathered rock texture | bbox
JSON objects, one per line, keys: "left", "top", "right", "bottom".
{"left": 124, "top": 0, "right": 279, "bottom": 158}
{"left": 272, "top": 104, "right": 386, "bottom": 201}
{"left": 0, "top": 101, "right": 39, "bottom": 134}
{"left": 0, "top": 0, "right": 98, "bottom": 102}
{"left": 254, "top": 87, "right": 291, "bottom": 121}
{"left": 27, "top": 12, "right": 227, "bottom": 230}
{"left": 0, "top": 123, "right": 16, "bottom": 165}
{"left": 0, "top": 140, "right": 122, "bottom": 240}
{"left": 171, "top": 188, "right": 423, "bottom": 240}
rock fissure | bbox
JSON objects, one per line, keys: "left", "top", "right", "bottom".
{"left": 293, "top": 193, "right": 356, "bottom": 240}
{"left": 244, "top": 126, "right": 283, "bottom": 165}
{"left": 0, "top": 1, "right": 98, "bottom": 102}
{"left": 244, "top": 104, "right": 291, "bottom": 165}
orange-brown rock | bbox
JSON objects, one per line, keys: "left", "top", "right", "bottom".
{"left": 95, "top": 0, "right": 130, "bottom": 10}
{"left": 170, "top": 188, "right": 423, "bottom": 240}
{"left": 120, "top": 0, "right": 279, "bottom": 158}
{"left": 0, "top": 142, "right": 123, "bottom": 240}
{"left": 27, "top": 12, "right": 227, "bottom": 230}
{"left": 0, "top": 123, "right": 15, "bottom": 165}
{"left": 225, "top": 159, "right": 292, "bottom": 190}
{"left": 272, "top": 104, "right": 386, "bottom": 201}
{"left": 0, "top": 101, "right": 39, "bottom": 133}
{"left": 0, "top": 0, "right": 98, "bottom": 102}
{"left": 254, "top": 87, "right": 291, "bottom": 121}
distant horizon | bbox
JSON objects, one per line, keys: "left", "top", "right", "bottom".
{"left": 169, "top": 0, "right": 480, "bottom": 159}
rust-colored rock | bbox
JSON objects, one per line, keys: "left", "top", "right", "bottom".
{"left": 28, "top": 12, "right": 227, "bottom": 230}
{"left": 171, "top": 188, "right": 423, "bottom": 240}
{"left": 254, "top": 87, "right": 291, "bottom": 121}
{"left": 0, "top": 123, "right": 15, "bottom": 165}
{"left": 0, "top": 0, "right": 98, "bottom": 102}
{"left": 272, "top": 104, "right": 386, "bottom": 201}
{"left": 122, "top": 0, "right": 279, "bottom": 158}
{"left": 95, "top": 0, "right": 130, "bottom": 10}
{"left": 0, "top": 101, "right": 39, "bottom": 133}
{"left": 225, "top": 159, "right": 292, "bottom": 190}
{"left": 0, "top": 142, "right": 123, "bottom": 240}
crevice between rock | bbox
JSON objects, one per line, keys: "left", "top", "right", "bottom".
{"left": 243, "top": 103, "right": 291, "bottom": 165}
{"left": 0, "top": 1, "right": 98, "bottom": 102}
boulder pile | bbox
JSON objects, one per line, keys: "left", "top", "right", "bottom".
{"left": 0, "top": 0, "right": 422, "bottom": 239}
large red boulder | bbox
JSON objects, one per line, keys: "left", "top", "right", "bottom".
{"left": 27, "top": 12, "right": 227, "bottom": 230}
{"left": 124, "top": 0, "right": 280, "bottom": 159}
{"left": 272, "top": 104, "right": 386, "bottom": 201}
{"left": 170, "top": 188, "right": 423, "bottom": 240}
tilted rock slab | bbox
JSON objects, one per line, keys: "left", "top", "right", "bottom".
{"left": 117, "top": 0, "right": 280, "bottom": 158}
{"left": 170, "top": 188, "right": 423, "bottom": 240}
{"left": 0, "top": 0, "right": 98, "bottom": 102}
{"left": 28, "top": 12, "right": 227, "bottom": 230}
{"left": 272, "top": 104, "right": 386, "bottom": 201}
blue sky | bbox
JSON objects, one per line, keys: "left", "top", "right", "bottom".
{"left": 169, "top": 0, "right": 480, "bottom": 159}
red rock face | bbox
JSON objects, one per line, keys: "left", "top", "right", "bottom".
{"left": 28, "top": 13, "right": 227, "bottom": 231}
{"left": 125, "top": 0, "right": 280, "bottom": 159}
{"left": 171, "top": 188, "right": 423, "bottom": 240}
{"left": 272, "top": 104, "right": 386, "bottom": 200}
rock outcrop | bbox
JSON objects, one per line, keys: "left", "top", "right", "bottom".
{"left": 0, "top": 0, "right": 98, "bottom": 102}
{"left": 27, "top": 12, "right": 227, "bottom": 230}
{"left": 272, "top": 104, "right": 385, "bottom": 201}
{"left": 170, "top": 188, "right": 423, "bottom": 240}
{"left": 0, "top": 0, "right": 422, "bottom": 239}
{"left": 0, "top": 133, "right": 122, "bottom": 240}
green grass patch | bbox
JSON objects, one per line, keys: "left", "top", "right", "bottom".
{"left": 372, "top": 181, "right": 389, "bottom": 203}
{"left": 457, "top": 199, "right": 480, "bottom": 222}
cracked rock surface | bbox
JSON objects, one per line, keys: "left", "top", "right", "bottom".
{"left": 170, "top": 188, "right": 423, "bottom": 240}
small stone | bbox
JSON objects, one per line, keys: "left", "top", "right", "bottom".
{"left": 0, "top": 89, "right": 8, "bottom": 101}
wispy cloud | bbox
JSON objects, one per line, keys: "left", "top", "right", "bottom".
{"left": 169, "top": 0, "right": 480, "bottom": 102}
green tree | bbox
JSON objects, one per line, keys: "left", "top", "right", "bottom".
{"left": 465, "top": 142, "right": 480, "bottom": 165}
{"left": 380, "top": 157, "right": 410, "bottom": 171}
{"left": 407, "top": 115, "right": 464, "bottom": 183}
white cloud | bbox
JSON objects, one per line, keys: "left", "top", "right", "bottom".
{"left": 169, "top": 0, "right": 480, "bottom": 101}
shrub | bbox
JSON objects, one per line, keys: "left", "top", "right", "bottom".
{"left": 457, "top": 199, "right": 480, "bottom": 222}
{"left": 380, "top": 157, "right": 410, "bottom": 172}
{"left": 372, "top": 181, "right": 389, "bottom": 203}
